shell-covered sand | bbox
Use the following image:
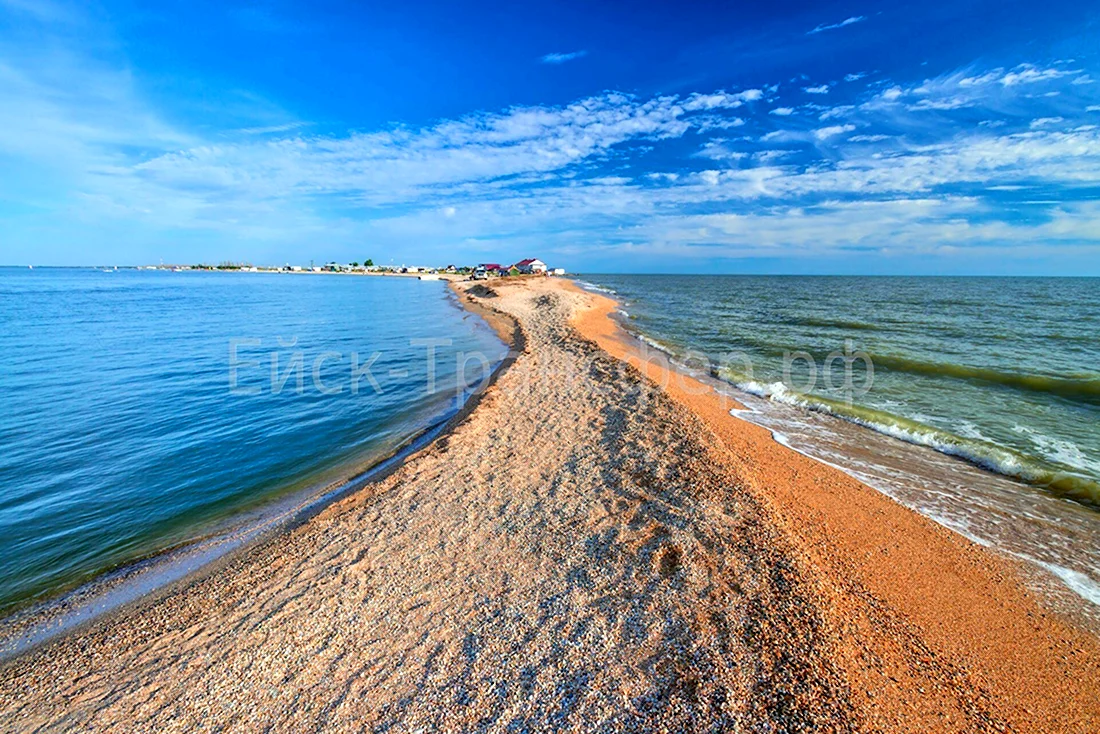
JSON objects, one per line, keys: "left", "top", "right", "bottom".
{"left": 1, "top": 277, "right": 1098, "bottom": 732}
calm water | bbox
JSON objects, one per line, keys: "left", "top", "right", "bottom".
{"left": 0, "top": 268, "right": 505, "bottom": 612}
{"left": 579, "top": 275, "right": 1100, "bottom": 614}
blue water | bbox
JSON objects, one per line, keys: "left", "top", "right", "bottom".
{"left": 579, "top": 275, "right": 1100, "bottom": 508}
{"left": 0, "top": 268, "right": 505, "bottom": 612}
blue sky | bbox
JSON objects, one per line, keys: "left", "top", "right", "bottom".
{"left": 2, "top": 0, "right": 1100, "bottom": 273}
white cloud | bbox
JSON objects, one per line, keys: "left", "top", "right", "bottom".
{"left": 695, "top": 116, "right": 746, "bottom": 131}
{"left": 237, "top": 122, "right": 310, "bottom": 135}
{"left": 807, "top": 16, "right": 865, "bottom": 35}
{"left": 540, "top": 50, "right": 587, "bottom": 64}
{"left": 696, "top": 140, "right": 746, "bottom": 161}
{"left": 845, "top": 72, "right": 868, "bottom": 82}
{"left": 819, "top": 105, "right": 854, "bottom": 120}
{"left": 956, "top": 64, "right": 1078, "bottom": 89}
{"left": 682, "top": 89, "right": 763, "bottom": 111}
{"left": 5, "top": 20, "right": 1100, "bottom": 269}
{"left": 908, "top": 96, "right": 972, "bottom": 110}
{"left": 625, "top": 198, "right": 1100, "bottom": 259}
{"left": 813, "top": 124, "right": 856, "bottom": 139}
{"left": 1001, "top": 64, "right": 1074, "bottom": 86}
{"left": 804, "top": 84, "right": 830, "bottom": 94}
{"left": 1030, "top": 117, "right": 1065, "bottom": 128}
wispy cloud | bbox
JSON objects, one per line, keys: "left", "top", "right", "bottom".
{"left": 539, "top": 50, "right": 587, "bottom": 65}
{"left": 808, "top": 16, "right": 865, "bottom": 35}
{"left": 804, "top": 84, "right": 830, "bottom": 94}
{"left": 235, "top": 122, "right": 311, "bottom": 135}
{"left": 813, "top": 123, "right": 856, "bottom": 139}
{"left": 770, "top": 107, "right": 795, "bottom": 116}
{"left": 682, "top": 89, "right": 763, "bottom": 110}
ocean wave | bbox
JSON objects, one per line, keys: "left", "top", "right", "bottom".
{"left": 785, "top": 316, "right": 878, "bottom": 331}
{"left": 575, "top": 280, "right": 617, "bottom": 295}
{"left": 633, "top": 331, "right": 676, "bottom": 355}
{"left": 727, "top": 378, "right": 1100, "bottom": 508}
{"left": 869, "top": 353, "right": 1100, "bottom": 404}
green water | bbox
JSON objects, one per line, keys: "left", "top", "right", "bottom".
{"left": 579, "top": 275, "right": 1100, "bottom": 508}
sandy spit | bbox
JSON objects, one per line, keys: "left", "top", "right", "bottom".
{"left": 1, "top": 277, "right": 1097, "bottom": 732}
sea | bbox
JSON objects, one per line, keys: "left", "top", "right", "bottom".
{"left": 578, "top": 275, "right": 1100, "bottom": 618}
{"left": 0, "top": 268, "right": 506, "bottom": 615}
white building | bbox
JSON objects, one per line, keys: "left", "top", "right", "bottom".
{"left": 515, "top": 258, "right": 546, "bottom": 274}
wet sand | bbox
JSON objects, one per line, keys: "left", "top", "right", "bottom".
{"left": 1, "top": 277, "right": 1098, "bottom": 732}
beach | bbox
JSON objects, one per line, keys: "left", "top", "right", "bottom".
{"left": 2, "top": 276, "right": 1098, "bottom": 732}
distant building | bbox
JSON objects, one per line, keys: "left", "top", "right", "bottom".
{"left": 549, "top": 267, "right": 566, "bottom": 276}
{"left": 515, "top": 258, "right": 546, "bottom": 274}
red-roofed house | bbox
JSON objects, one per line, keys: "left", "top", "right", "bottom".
{"left": 514, "top": 258, "right": 547, "bottom": 274}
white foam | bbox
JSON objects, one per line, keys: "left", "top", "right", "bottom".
{"left": 575, "top": 280, "right": 616, "bottom": 295}
{"left": 1032, "top": 562, "right": 1100, "bottom": 608}
{"left": 1016, "top": 425, "right": 1100, "bottom": 476}
{"left": 728, "top": 396, "right": 1100, "bottom": 612}
{"left": 739, "top": 383, "right": 1042, "bottom": 485}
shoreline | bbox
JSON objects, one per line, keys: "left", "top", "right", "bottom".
{"left": 0, "top": 281, "right": 518, "bottom": 662}
{"left": 571, "top": 280, "right": 1100, "bottom": 626}
{"left": 575, "top": 278, "right": 1100, "bottom": 511}
{"left": 1, "top": 276, "right": 1097, "bottom": 731}
{"left": 564, "top": 278, "right": 1100, "bottom": 728}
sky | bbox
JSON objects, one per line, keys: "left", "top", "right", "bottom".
{"left": 1, "top": 0, "right": 1100, "bottom": 273}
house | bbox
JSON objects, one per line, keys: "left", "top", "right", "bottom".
{"left": 549, "top": 267, "right": 566, "bottom": 276}
{"left": 478, "top": 263, "right": 504, "bottom": 277}
{"left": 515, "top": 258, "right": 547, "bottom": 274}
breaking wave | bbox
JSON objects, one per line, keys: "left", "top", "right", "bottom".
{"left": 868, "top": 353, "right": 1100, "bottom": 405}
{"left": 730, "top": 378, "right": 1100, "bottom": 508}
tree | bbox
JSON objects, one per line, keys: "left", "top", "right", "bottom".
{"left": 351, "top": 261, "right": 359, "bottom": 267}
{"left": 365, "top": 258, "right": 374, "bottom": 267}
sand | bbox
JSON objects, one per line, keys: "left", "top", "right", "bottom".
{"left": 1, "top": 277, "right": 1097, "bottom": 732}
